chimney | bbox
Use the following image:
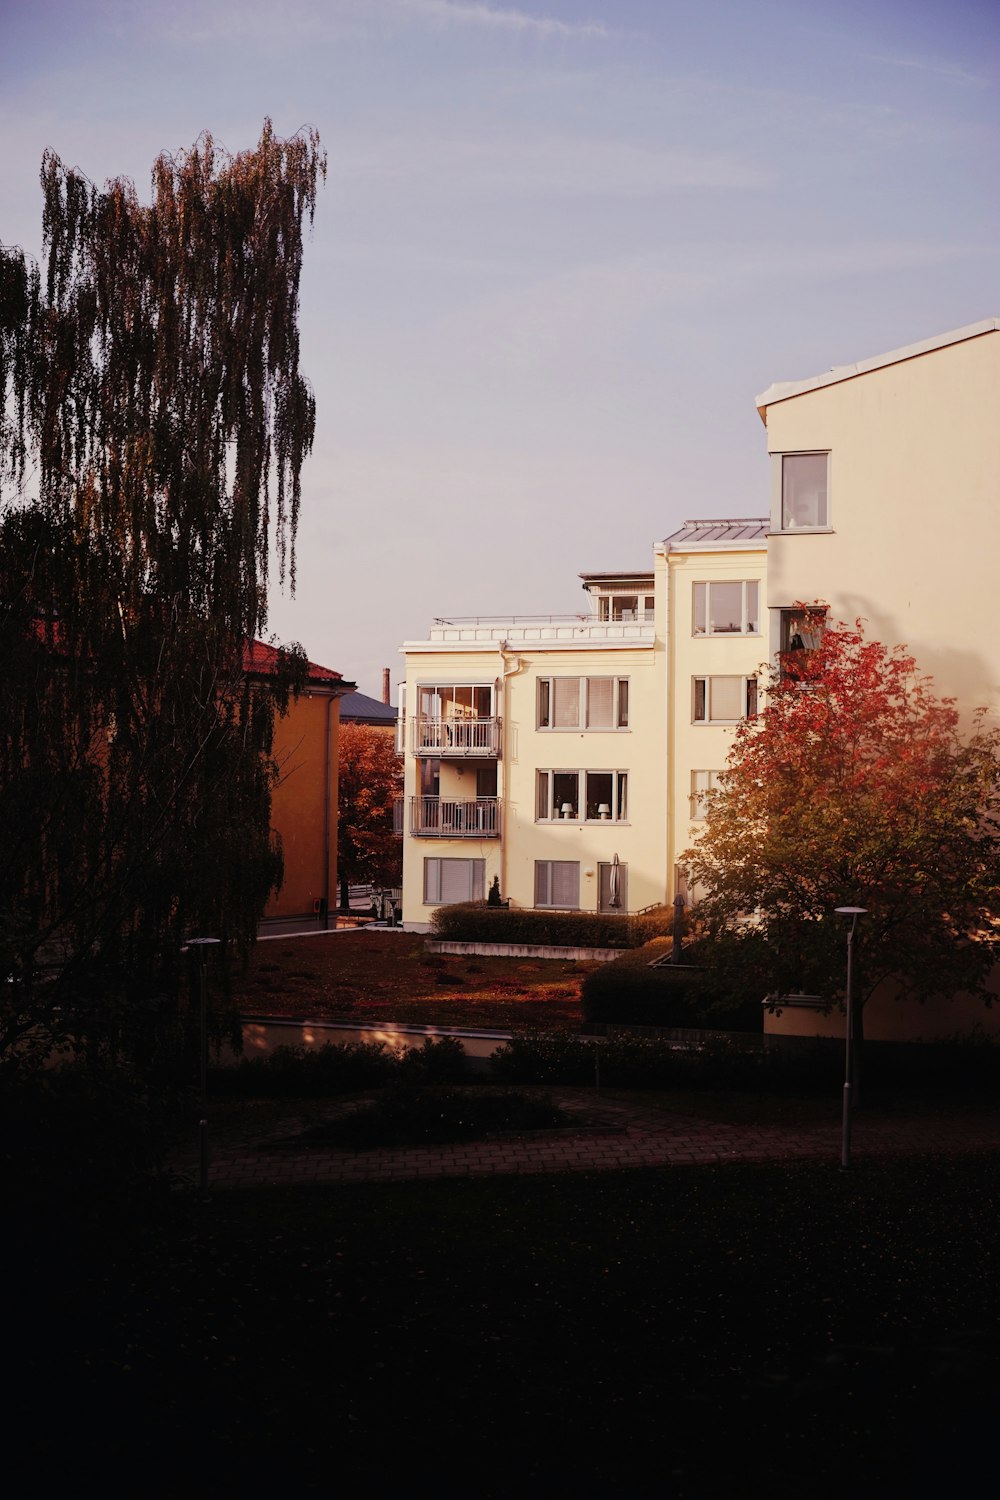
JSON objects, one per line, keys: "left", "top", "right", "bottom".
{"left": 381, "top": 667, "right": 391, "bottom": 705}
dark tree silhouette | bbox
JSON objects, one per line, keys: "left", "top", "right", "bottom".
{"left": 0, "top": 122, "right": 325, "bottom": 1068}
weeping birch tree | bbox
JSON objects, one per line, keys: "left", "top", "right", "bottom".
{"left": 0, "top": 122, "right": 325, "bottom": 1068}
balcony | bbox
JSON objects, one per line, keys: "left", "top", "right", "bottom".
{"left": 412, "top": 716, "right": 502, "bottom": 757}
{"left": 409, "top": 796, "right": 501, "bottom": 838}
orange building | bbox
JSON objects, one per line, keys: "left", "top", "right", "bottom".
{"left": 246, "top": 643, "right": 355, "bottom": 930}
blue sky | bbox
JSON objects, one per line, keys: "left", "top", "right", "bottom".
{"left": 2, "top": 0, "right": 997, "bottom": 694}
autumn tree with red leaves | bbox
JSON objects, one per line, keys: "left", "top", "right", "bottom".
{"left": 337, "top": 723, "right": 403, "bottom": 909}
{"left": 686, "top": 613, "right": 1000, "bottom": 1023}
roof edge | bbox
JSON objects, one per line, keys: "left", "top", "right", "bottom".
{"left": 756, "top": 318, "right": 1000, "bottom": 416}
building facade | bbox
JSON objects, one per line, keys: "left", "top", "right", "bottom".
{"left": 398, "top": 527, "right": 765, "bottom": 931}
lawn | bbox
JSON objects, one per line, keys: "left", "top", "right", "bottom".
{"left": 11, "top": 1154, "right": 999, "bottom": 1496}
{"left": 230, "top": 929, "right": 596, "bottom": 1029}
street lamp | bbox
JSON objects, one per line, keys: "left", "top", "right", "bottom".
{"left": 187, "top": 937, "right": 221, "bottom": 1201}
{"left": 834, "top": 907, "right": 867, "bottom": 1170}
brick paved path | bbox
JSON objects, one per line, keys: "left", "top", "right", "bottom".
{"left": 172, "top": 1091, "right": 1000, "bottom": 1192}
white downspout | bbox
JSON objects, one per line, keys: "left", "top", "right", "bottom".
{"left": 498, "top": 644, "right": 524, "bottom": 903}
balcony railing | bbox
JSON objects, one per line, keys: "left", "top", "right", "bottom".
{"left": 409, "top": 796, "right": 501, "bottom": 838}
{"left": 412, "top": 717, "right": 501, "bottom": 757}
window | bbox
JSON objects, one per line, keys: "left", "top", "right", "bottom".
{"left": 693, "top": 676, "right": 757, "bottom": 723}
{"left": 693, "top": 581, "right": 760, "bottom": 636}
{"left": 423, "top": 858, "right": 485, "bottom": 905}
{"left": 781, "top": 453, "right": 829, "bottom": 529}
{"left": 598, "top": 594, "right": 655, "bottom": 623}
{"left": 690, "top": 769, "right": 724, "bottom": 819}
{"left": 779, "top": 607, "right": 827, "bottom": 684}
{"left": 417, "top": 684, "right": 493, "bottom": 719}
{"left": 537, "top": 677, "right": 629, "bottom": 730}
{"left": 534, "top": 861, "right": 580, "bottom": 909}
{"left": 598, "top": 861, "right": 628, "bottom": 913}
{"left": 536, "top": 770, "right": 628, "bottom": 821}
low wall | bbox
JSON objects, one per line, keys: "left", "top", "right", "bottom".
{"left": 425, "top": 939, "right": 622, "bottom": 963}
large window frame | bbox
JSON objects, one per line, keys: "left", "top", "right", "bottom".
{"left": 692, "top": 676, "right": 758, "bottom": 724}
{"left": 692, "top": 580, "right": 760, "bottom": 637}
{"left": 690, "top": 769, "right": 724, "bottom": 819}
{"left": 534, "top": 860, "right": 581, "bottom": 910}
{"left": 779, "top": 452, "right": 830, "bottom": 531}
{"left": 423, "top": 857, "right": 485, "bottom": 906}
{"left": 536, "top": 769, "right": 629, "bottom": 823}
{"left": 537, "top": 676, "right": 629, "bottom": 731}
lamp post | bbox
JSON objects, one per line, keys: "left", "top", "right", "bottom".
{"left": 834, "top": 907, "right": 867, "bottom": 1170}
{"left": 187, "top": 937, "right": 221, "bottom": 1201}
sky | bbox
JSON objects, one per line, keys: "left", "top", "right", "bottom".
{"left": 1, "top": 0, "right": 997, "bottom": 697}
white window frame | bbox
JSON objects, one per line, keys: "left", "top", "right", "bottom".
{"left": 535, "top": 769, "right": 629, "bottom": 823}
{"left": 776, "top": 451, "right": 831, "bottom": 532}
{"left": 537, "top": 676, "right": 629, "bottom": 731}
{"left": 692, "top": 676, "right": 758, "bottom": 724}
{"left": 534, "top": 860, "right": 581, "bottom": 910}
{"left": 596, "top": 592, "right": 655, "bottom": 623}
{"left": 692, "top": 580, "right": 760, "bottom": 637}
{"left": 423, "top": 857, "right": 485, "bottom": 906}
{"left": 690, "top": 769, "right": 724, "bottom": 819}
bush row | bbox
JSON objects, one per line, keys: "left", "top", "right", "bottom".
{"left": 580, "top": 938, "right": 763, "bottom": 1031}
{"left": 208, "top": 1035, "right": 470, "bottom": 1096}
{"left": 428, "top": 902, "right": 674, "bottom": 949}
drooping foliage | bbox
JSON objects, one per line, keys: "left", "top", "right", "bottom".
{"left": 686, "top": 611, "right": 1000, "bottom": 1011}
{"left": 0, "top": 123, "right": 325, "bottom": 1068}
{"left": 337, "top": 723, "right": 403, "bottom": 903}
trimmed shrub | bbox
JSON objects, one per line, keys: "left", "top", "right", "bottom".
{"left": 208, "top": 1040, "right": 400, "bottom": 1097}
{"left": 581, "top": 939, "right": 762, "bottom": 1030}
{"left": 429, "top": 902, "right": 673, "bottom": 949}
{"left": 490, "top": 1032, "right": 838, "bottom": 1092}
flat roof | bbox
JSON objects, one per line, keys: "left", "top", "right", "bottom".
{"left": 756, "top": 318, "right": 1000, "bottom": 417}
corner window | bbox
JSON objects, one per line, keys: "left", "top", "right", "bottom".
{"left": 537, "top": 677, "right": 629, "bottom": 730}
{"left": 693, "top": 581, "right": 759, "bottom": 636}
{"left": 693, "top": 676, "right": 757, "bottom": 723}
{"left": 781, "top": 453, "right": 829, "bottom": 530}
{"left": 536, "top": 769, "right": 628, "bottom": 821}
{"left": 423, "top": 858, "right": 485, "bottom": 905}
{"left": 690, "top": 770, "right": 724, "bottom": 819}
{"left": 534, "top": 860, "right": 580, "bottom": 909}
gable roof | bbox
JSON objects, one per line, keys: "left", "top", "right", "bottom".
{"left": 244, "top": 640, "right": 350, "bottom": 693}
{"left": 339, "top": 689, "right": 396, "bottom": 725}
{"left": 755, "top": 318, "right": 1000, "bottom": 418}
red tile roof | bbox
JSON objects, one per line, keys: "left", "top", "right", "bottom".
{"left": 244, "top": 640, "right": 347, "bottom": 689}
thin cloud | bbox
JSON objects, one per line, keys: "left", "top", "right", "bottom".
{"left": 864, "top": 52, "right": 992, "bottom": 88}
{"left": 395, "top": 0, "right": 616, "bottom": 41}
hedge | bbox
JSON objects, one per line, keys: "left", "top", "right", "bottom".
{"left": 429, "top": 902, "right": 674, "bottom": 949}
{"left": 581, "top": 938, "right": 763, "bottom": 1031}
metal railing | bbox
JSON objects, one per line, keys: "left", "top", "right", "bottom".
{"left": 409, "top": 796, "right": 501, "bottom": 837}
{"left": 412, "top": 717, "right": 501, "bottom": 756}
{"left": 432, "top": 613, "right": 589, "bottom": 626}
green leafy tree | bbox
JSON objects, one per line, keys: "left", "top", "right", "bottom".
{"left": 0, "top": 122, "right": 325, "bottom": 1069}
{"left": 337, "top": 723, "right": 403, "bottom": 909}
{"left": 686, "top": 613, "right": 1000, "bottom": 1035}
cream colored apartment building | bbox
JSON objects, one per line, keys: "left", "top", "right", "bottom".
{"left": 400, "top": 315, "right": 1000, "bottom": 1040}
{"left": 399, "top": 527, "right": 766, "bottom": 931}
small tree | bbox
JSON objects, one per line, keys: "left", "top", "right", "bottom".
{"left": 686, "top": 612, "right": 1000, "bottom": 1032}
{"left": 337, "top": 724, "right": 403, "bottom": 909}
